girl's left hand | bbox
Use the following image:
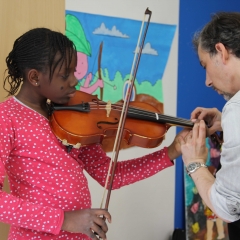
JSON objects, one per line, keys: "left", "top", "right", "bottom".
{"left": 167, "top": 128, "right": 191, "bottom": 160}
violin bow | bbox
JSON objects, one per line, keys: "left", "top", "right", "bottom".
{"left": 98, "top": 42, "right": 104, "bottom": 100}
{"left": 99, "top": 6, "right": 152, "bottom": 224}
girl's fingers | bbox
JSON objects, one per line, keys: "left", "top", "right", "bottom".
{"left": 90, "top": 223, "right": 106, "bottom": 240}
{"left": 94, "top": 216, "right": 108, "bottom": 233}
{"left": 184, "top": 131, "right": 192, "bottom": 142}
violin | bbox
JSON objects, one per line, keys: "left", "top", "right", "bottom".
{"left": 49, "top": 90, "right": 197, "bottom": 151}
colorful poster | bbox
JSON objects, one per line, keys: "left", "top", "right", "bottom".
{"left": 65, "top": 10, "right": 176, "bottom": 104}
{"left": 65, "top": 10, "right": 176, "bottom": 151}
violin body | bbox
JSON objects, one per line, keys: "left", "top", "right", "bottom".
{"left": 49, "top": 91, "right": 169, "bottom": 149}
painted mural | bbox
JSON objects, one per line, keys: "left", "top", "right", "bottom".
{"left": 65, "top": 10, "right": 176, "bottom": 103}
{"left": 65, "top": 10, "right": 176, "bottom": 151}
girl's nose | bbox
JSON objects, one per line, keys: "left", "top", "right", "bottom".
{"left": 70, "top": 76, "right": 78, "bottom": 87}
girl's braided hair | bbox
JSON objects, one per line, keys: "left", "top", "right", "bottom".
{"left": 4, "top": 27, "right": 76, "bottom": 96}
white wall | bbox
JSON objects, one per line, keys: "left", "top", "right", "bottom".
{"left": 66, "top": 1, "right": 180, "bottom": 239}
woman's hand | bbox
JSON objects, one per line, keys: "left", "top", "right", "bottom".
{"left": 180, "top": 120, "right": 208, "bottom": 166}
{"left": 191, "top": 107, "right": 222, "bottom": 135}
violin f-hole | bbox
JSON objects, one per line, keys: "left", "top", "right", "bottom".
{"left": 97, "top": 118, "right": 119, "bottom": 129}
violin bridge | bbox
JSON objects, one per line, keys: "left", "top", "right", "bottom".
{"left": 105, "top": 101, "right": 111, "bottom": 117}
{"left": 62, "top": 139, "right": 81, "bottom": 149}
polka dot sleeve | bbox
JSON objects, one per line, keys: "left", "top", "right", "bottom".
{"left": 78, "top": 144, "right": 173, "bottom": 189}
{"left": 0, "top": 111, "right": 64, "bottom": 235}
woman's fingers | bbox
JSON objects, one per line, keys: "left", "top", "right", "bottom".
{"left": 191, "top": 120, "right": 206, "bottom": 141}
{"left": 199, "top": 120, "right": 207, "bottom": 140}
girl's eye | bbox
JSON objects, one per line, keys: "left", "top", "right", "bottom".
{"left": 62, "top": 74, "right": 69, "bottom": 80}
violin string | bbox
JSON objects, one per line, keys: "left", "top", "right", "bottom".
{"left": 87, "top": 102, "right": 193, "bottom": 126}
{"left": 89, "top": 104, "right": 191, "bottom": 125}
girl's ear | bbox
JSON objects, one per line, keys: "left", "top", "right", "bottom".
{"left": 27, "top": 69, "right": 40, "bottom": 86}
{"left": 215, "top": 43, "right": 229, "bottom": 64}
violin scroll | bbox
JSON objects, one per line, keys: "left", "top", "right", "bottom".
{"left": 209, "top": 131, "right": 223, "bottom": 150}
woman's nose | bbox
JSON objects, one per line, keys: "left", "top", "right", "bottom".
{"left": 205, "top": 74, "right": 212, "bottom": 87}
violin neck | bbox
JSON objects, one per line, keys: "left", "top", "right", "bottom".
{"left": 127, "top": 108, "right": 193, "bottom": 128}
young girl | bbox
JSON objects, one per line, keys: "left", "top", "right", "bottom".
{"left": 0, "top": 28, "right": 189, "bottom": 240}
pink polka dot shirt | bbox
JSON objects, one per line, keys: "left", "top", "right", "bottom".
{"left": 0, "top": 97, "right": 173, "bottom": 239}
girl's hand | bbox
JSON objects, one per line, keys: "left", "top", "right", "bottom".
{"left": 167, "top": 128, "right": 191, "bottom": 160}
{"left": 62, "top": 208, "right": 111, "bottom": 240}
